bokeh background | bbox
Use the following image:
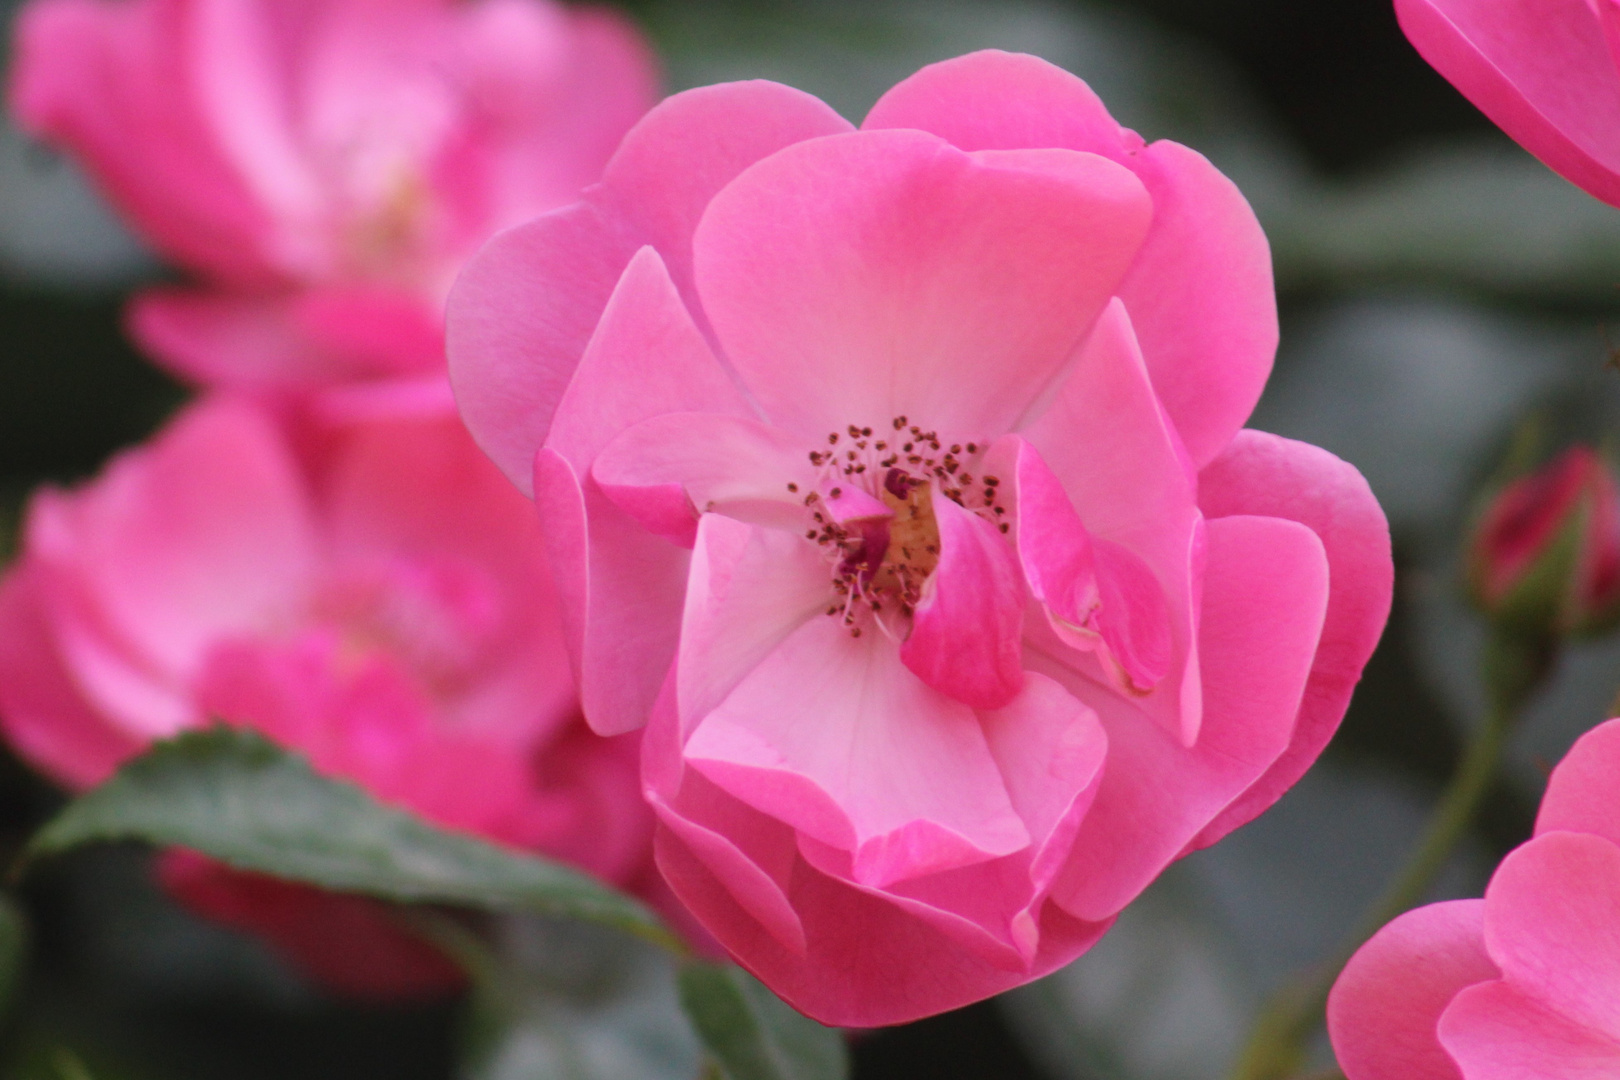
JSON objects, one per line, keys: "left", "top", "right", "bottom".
{"left": 4, "top": 0, "right": 1620, "bottom": 1077}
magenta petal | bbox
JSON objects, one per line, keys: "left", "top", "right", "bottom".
{"left": 1535, "top": 717, "right": 1620, "bottom": 845}
{"left": 1051, "top": 513, "right": 1328, "bottom": 921}
{"left": 694, "top": 130, "right": 1152, "bottom": 439}
{"left": 1482, "top": 831, "right": 1620, "bottom": 1041}
{"left": 1395, "top": 0, "right": 1620, "bottom": 208}
{"left": 1326, "top": 899, "right": 1493, "bottom": 1080}
{"left": 900, "top": 487, "right": 1026, "bottom": 710}
{"left": 863, "top": 49, "right": 1136, "bottom": 158}
{"left": 1112, "top": 139, "right": 1276, "bottom": 468}
{"left": 685, "top": 615, "right": 1029, "bottom": 886}
{"left": 1192, "top": 430, "right": 1392, "bottom": 849}
{"left": 1440, "top": 979, "right": 1620, "bottom": 1078}
{"left": 593, "top": 413, "right": 816, "bottom": 543}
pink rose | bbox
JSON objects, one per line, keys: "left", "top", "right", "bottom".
{"left": 7, "top": 0, "right": 657, "bottom": 390}
{"left": 1394, "top": 0, "right": 1620, "bottom": 208}
{"left": 0, "top": 395, "right": 653, "bottom": 997}
{"left": 1467, "top": 446, "right": 1620, "bottom": 638}
{"left": 1329, "top": 717, "right": 1620, "bottom": 1079}
{"left": 447, "top": 50, "right": 1393, "bottom": 1025}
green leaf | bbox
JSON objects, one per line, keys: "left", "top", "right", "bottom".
{"left": 677, "top": 962, "right": 848, "bottom": 1080}
{"left": 23, "top": 728, "right": 681, "bottom": 953}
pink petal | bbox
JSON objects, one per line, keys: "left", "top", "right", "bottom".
{"left": 999, "top": 434, "right": 1173, "bottom": 699}
{"left": 677, "top": 515, "right": 833, "bottom": 734}
{"left": 1535, "top": 716, "right": 1620, "bottom": 845}
{"left": 1395, "top": 0, "right": 1620, "bottom": 208}
{"left": 447, "top": 82, "right": 850, "bottom": 489}
{"left": 1015, "top": 300, "right": 1203, "bottom": 742}
{"left": 693, "top": 130, "right": 1152, "bottom": 440}
{"left": 547, "top": 247, "right": 752, "bottom": 474}
{"left": 685, "top": 615, "right": 1029, "bottom": 887}
{"left": 29, "top": 398, "right": 318, "bottom": 685}
{"left": 1441, "top": 979, "right": 1620, "bottom": 1078}
{"left": 593, "top": 413, "right": 816, "bottom": 544}
{"left": 897, "top": 485, "right": 1026, "bottom": 710}
{"left": 7, "top": 0, "right": 278, "bottom": 281}
{"left": 0, "top": 561, "right": 145, "bottom": 790}
{"left": 1190, "top": 430, "right": 1393, "bottom": 849}
{"left": 1326, "top": 899, "right": 1494, "bottom": 1080}
{"left": 1112, "top": 139, "right": 1276, "bottom": 468}
{"left": 1050, "top": 513, "right": 1329, "bottom": 920}
{"left": 1482, "top": 831, "right": 1620, "bottom": 1040}
{"left": 130, "top": 286, "right": 443, "bottom": 391}
{"left": 866, "top": 52, "right": 1276, "bottom": 466}
{"left": 862, "top": 49, "right": 1137, "bottom": 159}
{"left": 533, "top": 449, "right": 686, "bottom": 737}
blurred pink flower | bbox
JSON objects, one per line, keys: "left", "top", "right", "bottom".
{"left": 0, "top": 395, "right": 653, "bottom": 997}
{"left": 1329, "top": 718, "right": 1620, "bottom": 1079}
{"left": 7, "top": 0, "right": 658, "bottom": 390}
{"left": 1467, "top": 445, "right": 1620, "bottom": 638}
{"left": 446, "top": 50, "right": 1394, "bottom": 1025}
{"left": 1394, "top": 0, "right": 1620, "bottom": 207}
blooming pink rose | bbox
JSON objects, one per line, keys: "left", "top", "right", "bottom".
{"left": 7, "top": 0, "right": 657, "bottom": 390}
{"left": 446, "top": 51, "right": 1393, "bottom": 1025}
{"left": 0, "top": 395, "right": 653, "bottom": 997}
{"left": 1394, "top": 0, "right": 1620, "bottom": 208}
{"left": 1329, "top": 717, "right": 1620, "bottom": 1079}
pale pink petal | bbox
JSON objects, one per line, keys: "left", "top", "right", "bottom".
{"left": 1440, "top": 980, "right": 1620, "bottom": 1079}
{"left": 676, "top": 516, "right": 832, "bottom": 734}
{"left": 7, "top": 0, "right": 279, "bottom": 281}
{"left": 685, "top": 615, "right": 1028, "bottom": 887}
{"left": 900, "top": 485, "right": 1025, "bottom": 710}
{"left": 1326, "top": 899, "right": 1493, "bottom": 1080}
{"left": 1535, "top": 717, "right": 1620, "bottom": 845}
{"left": 862, "top": 49, "right": 1136, "bottom": 159}
{"left": 593, "top": 413, "right": 816, "bottom": 544}
{"left": 693, "top": 131, "right": 1152, "bottom": 440}
{"left": 1050, "top": 513, "right": 1328, "bottom": 920}
{"left": 1482, "top": 831, "right": 1620, "bottom": 1039}
{"left": 1190, "top": 430, "right": 1393, "bottom": 848}
{"left": 1395, "top": 0, "right": 1620, "bottom": 208}
{"left": 131, "top": 287, "right": 443, "bottom": 391}
{"left": 448, "top": 83, "right": 850, "bottom": 488}
{"left": 533, "top": 450, "right": 686, "bottom": 737}
{"left": 1015, "top": 301, "right": 1202, "bottom": 741}
{"left": 0, "top": 562, "right": 145, "bottom": 790}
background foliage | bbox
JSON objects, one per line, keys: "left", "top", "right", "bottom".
{"left": 3, "top": 0, "right": 1620, "bottom": 1076}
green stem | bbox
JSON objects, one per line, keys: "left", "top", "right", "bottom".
{"left": 1226, "top": 631, "right": 1548, "bottom": 1080}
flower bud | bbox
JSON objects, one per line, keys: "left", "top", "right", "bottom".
{"left": 1467, "top": 446, "right": 1620, "bottom": 639}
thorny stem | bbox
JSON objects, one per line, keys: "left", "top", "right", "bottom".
{"left": 1227, "top": 631, "right": 1552, "bottom": 1080}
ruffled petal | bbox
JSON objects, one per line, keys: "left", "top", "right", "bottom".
{"left": 694, "top": 129, "right": 1151, "bottom": 440}
{"left": 1191, "top": 430, "right": 1392, "bottom": 849}
{"left": 1535, "top": 716, "right": 1620, "bottom": 844}
{"left": 1440, "top": 979, "right": 1620, "bottom": 1078}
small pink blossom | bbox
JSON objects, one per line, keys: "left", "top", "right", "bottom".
{"left": 0, "top": 395, "right": 653, "bottom": 997}
{"left": 7, "top": 0, "right": 657, "bottom": 390}
{"left": 447, "top": 51, "right": 1393, "bottom": 1025}
{"left": 1395, "top": 0, "right": 1620, "bottom": 207}
{"left": 1329, "top": 717, "right": 1620, "bottom": 1079}
{"left": 1468, "top": 446, "right": 1620, "bottom": 637}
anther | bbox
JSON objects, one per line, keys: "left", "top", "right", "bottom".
{"left": 787, "top": 482, "right": 799, "bottom": 493}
